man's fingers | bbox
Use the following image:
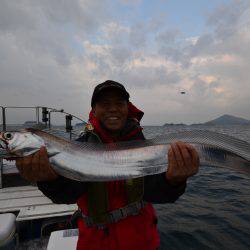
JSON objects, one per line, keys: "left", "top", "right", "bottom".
{"left": 40, "top": 146, "right": 47, "bottom": 156}
{"left": 39, "top": 147, "right": 53, "bottom": 178}
{"left": 16, "top": 158, "right": 24, "bottom": 175}
{"left": 14, "top": 147, "right": 58, "bottom": 182}
{"left": 166, "top": 141, "right": 199, "bottom": 185}
{"left": 16, "top": 155, "right": 32, "bottom": 175}
{"left": 38, "top": 147, "right": 57, "bottom": 180}
{"left": 170, "top": 142, "right": 184, "bottom": 169}
{"left": 167, "top": 147, "right": 174, "bottom": 171}
{"left": 176, "top": 141, "right": 192, "bottom": 169}
{"left": 40, "top": 147, "right": 49, "bottom": 165}
{"left": 18, "top": 159, "right": 28, "bottom": 180}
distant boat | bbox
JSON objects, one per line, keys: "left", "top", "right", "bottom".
{"left": 23, "top": 121, "right": 37, "bottom": 126}
{"left": 180, "top": 91, "right": 186, "bottom": 94}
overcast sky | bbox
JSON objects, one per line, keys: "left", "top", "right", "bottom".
{"left": 0, "top": 0, "right": 250, "bottom": 125}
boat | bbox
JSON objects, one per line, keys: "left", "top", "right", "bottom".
{"left": 0, "top": 106, "right": 85, "bottom": 249}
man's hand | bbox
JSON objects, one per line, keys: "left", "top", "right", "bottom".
{"left": 166, "top": 141, "right": 199, "bottom": 185}
{"left": 16, "top": 146, "right": 58, "bottom": 182}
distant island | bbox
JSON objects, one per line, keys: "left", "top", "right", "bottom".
{"left": 75, "top": 122, "right": 87, "bottom": 127}
{"left": 163, "top": 114, "right": 250, "bottom": 126}
{"left": 163, "top": 123, "right": 186, "bottom": 126}
{"left": 202, "top": 114, "right": 250, "bottom": 125}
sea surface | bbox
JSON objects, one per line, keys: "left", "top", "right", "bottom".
{"left": 2, "top": 124, "right": 250, "bottom": 250}
{"left": 142, "top": 125, "right": 250, "bottom": 250}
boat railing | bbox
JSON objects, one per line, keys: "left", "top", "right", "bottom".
{"left": 0, "top": 106, "right": 87, "bottom": 189}
{"left": 0, "top": 159, "right": 2, "bottom": 188}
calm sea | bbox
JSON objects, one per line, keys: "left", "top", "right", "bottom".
{"left": 142, "top": 125, "right": 250, "bottom": 250}
{"left": 2, "top": 124, "right": 250, "bottom": 249}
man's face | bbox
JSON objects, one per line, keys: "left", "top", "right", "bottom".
{"left": 93, "top": 89, "right": 128, "bottom": 133}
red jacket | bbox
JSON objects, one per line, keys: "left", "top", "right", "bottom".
{"left": 77, "top": 183, "right": 159, "bottom": 250}
{"left": 77, "top": 103, "right": 160, "bottom": 249}
{"left": 37, "top": 103, "right": 186, "bottom": 249}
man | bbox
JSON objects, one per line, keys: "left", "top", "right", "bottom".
{"left": 16, "top": 80, "right": 199, "bottom": 250}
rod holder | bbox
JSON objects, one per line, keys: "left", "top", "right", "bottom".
{"left": 42, "top": 107, "right": 49, "bottom": 123}
{"left": 2, "top": 107, "right": 6, "bottom": 131}
{"left": 66, "top": 115, "right": 73, "bottom": 133}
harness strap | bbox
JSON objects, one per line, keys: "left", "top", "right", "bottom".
{"left": 81, "top": 201, "right": 147, "bottom": 228}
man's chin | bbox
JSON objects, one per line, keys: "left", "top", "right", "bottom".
{"left": 106, "top": 126, "right": 122, "bottom": 132}
{"left": 104, "top": 123, "right": 123, "bottom": 132}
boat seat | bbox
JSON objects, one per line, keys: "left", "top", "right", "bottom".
{"left": 47, "top": 229, "right": 78, "bottom": 250}
{"left": 0, "top": 213, "right": 16, "bottom": 249}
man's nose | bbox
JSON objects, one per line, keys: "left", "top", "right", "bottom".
{"left": 107, "top": 103, "right": 118, "bottom": 112}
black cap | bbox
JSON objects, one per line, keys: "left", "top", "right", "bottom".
{"left": 91, "top": 80, "right": 130, "bottom": 107}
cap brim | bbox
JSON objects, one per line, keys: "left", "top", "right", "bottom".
{"left": 92, "top": 86, "right": 129, "bottom": 106}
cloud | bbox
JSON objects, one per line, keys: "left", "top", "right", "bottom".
{"left": 119, "top": 0, "right": 142, "bottom": 5}
{"left": 150, "top": 0, "right": 250, "bottom": 123}
{"left": 0, "top": 0, "right": 110, "bottom": 66}
{"left": 0, "top": 0, "right": 249, "bottom": 125}
{"left": 129, "top": 23, "right": 148, "bottom": 48}
{"left": 0, "top": 0, "right": 111, "bottom": 123}
{"left": 156, "top": 29, "right": 181, "bottom": 46}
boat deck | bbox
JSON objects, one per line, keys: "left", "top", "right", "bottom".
{"left": 0, "top": 185, "right": 77, "bottom": 221}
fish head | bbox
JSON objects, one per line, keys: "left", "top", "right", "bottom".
{"left": 0, "top": 131, "right": 45, "bottom": 159}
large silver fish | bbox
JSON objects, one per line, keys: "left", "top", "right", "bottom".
{"left": 0, "top": 128, "right": 249, "bottom": 181}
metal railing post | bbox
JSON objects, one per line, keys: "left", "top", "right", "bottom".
{"left": 2, "top": 107, "right": 6, "bottom": 131}
{"left": 0, "top": 159, "right": 3, "bottom": 189}
{"left": 36, "top": 107, "right": 40, "bottom": 124}
{"left": 0, "top": 106, "right": 5, "bottom": 188}
{"left": 48, "top": 112, "right": 51, "bottom": 129}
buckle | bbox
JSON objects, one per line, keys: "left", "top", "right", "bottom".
{"left": 96, "top": 224, "right": 106, "bottom": 230}
{"left": 82, "top": 213, "right": 107, "bottom": 229}
{"left": 128, "top": 203, "right": 140, "bottom": 216}
{"left": 81, "top": 213, "right": 94, "bottom": 227}
{"left": 109, "top": 209, "right": 123, "bottom": 223}
{"left": 120, "top": 208, "right": 126, "bottom": 217}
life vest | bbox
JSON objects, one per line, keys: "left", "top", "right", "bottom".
{"left": 76, "top": 102, "right": 160, "bottom": 250}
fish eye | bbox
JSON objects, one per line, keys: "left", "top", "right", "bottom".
{"left": 4, "top": 132, "right": 13, "bottom": 140}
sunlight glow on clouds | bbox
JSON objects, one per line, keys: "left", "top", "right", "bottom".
{"left": 0, "top": 0, "right": 249, "bottom": 125}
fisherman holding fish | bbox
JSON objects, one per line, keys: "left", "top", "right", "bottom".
{"left": 15, "top": 80, "right": 199, "bottom": 250}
